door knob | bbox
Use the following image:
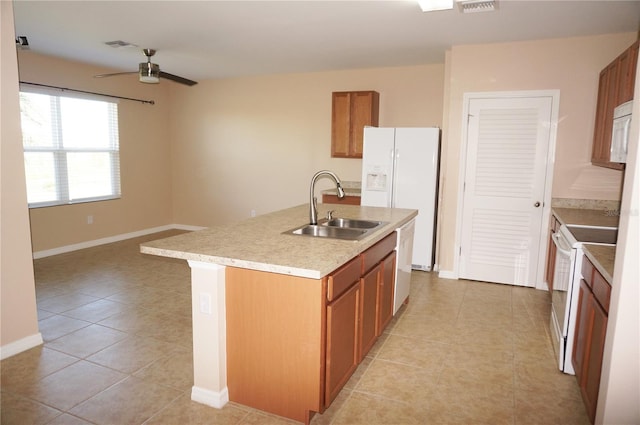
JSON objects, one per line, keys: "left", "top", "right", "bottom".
{"left": 534, "top": 202, "right": 541, "bottom": 207}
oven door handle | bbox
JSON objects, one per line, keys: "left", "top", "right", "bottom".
{"left": 552, "top": 232, "right": 572, "bottom": 256}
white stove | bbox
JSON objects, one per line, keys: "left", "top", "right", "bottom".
{"left": 549, "top": 224, "right": 617, "bottom": 374}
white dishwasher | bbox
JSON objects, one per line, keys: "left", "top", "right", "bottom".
{"left": 394, "top": 219, "right": 415, "bottom": 314}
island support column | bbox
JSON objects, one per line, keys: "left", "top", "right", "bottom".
{"left": 187, "top": 261, "right": 228, "bottom": 408}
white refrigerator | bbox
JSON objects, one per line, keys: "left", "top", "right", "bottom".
{"left": 360, "top": 127, "right": 440, "bottom": 272}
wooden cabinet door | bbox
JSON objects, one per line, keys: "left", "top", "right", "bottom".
{"left": 331, "top": 92, "right": 352, "bottom": 157}
{"left": 359, "top": 264, "right": 380, "bottom": 360}
{"left": 591, "top": 68, "right": 610, "bottom": 165}
{"left": 591, "top": 42, "right": 637, "bottom": 170}
{"left": 378, "top": 251, "right": 396, "bottom": 334}
{"left": 350, "top": 91, "right": 379, "bottom": 158}
{"left": 572, "top": 279, "right": 591, "bottom": 383}
{"left": 325, "top": 282, "right": 360, "bottom": 406}
{"left": 582, "top": 296, "right": 608, "bottom": 424}
{"left": 572, "top": 276, "right": 609, "bottom": 424}
{"left": 591, "top": 60, "right": 621, "bottom": 168}
{"left": 617, "top": 41, "right": 639, "bottom": 104}
{"left": 331, "top": 91, "right": 379, "bottom": 158}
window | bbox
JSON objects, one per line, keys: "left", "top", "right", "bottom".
{"left": 19, "top": 90, "right": 121, "bottom": 207}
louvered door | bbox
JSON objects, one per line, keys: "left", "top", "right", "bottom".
{"left": 459, "top": 96, "right": 553, "bottom": 286}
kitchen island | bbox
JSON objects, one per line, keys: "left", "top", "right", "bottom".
{"left": 140, "top": 204, "right": 417, "bottom": 424}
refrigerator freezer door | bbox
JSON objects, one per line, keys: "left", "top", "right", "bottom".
{"left": 394, "top": 128, "right": 440, "bottom": 270}
{"left": 361, "top": 127, "right": 396, "bottom": 208}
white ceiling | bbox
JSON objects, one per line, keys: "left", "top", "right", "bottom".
{"left": 12, "top": 0, "right": 640, "bottom": 84}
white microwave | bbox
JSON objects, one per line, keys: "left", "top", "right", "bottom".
{"left": 611, "top": 100, "right": 633, "bottom": 163}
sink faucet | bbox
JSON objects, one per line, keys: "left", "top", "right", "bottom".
{"left": 309, "top": 170, "right": 345, "bottom": 225}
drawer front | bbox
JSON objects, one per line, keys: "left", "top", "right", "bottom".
{"left": 592, "top": 270, "right": 611, "bottom": 313}
{"left": 361, "top": 232, "right": 397, "bottom": 274}
{"left": 581, "top": 256, "right": 595, "bottom": 288}
{"left": 327, "top": 256, "right": 361, "bottom": 302}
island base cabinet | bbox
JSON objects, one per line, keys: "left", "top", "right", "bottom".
{"left": 225, "top": 267, "right": 325, "bottom": 424}
{"left": 224, "top": 232, "right": 398, "bottom": 424}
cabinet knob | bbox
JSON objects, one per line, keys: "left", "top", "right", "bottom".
{"left": 534, "top": 202, "right": 541, "bottom": 208}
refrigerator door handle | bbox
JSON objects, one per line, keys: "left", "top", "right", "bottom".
{"left": 390, "top": 149, "right": 400, "bottom": 208}
{"left": 388, "top": 149, "right": 395, "bottom": 208}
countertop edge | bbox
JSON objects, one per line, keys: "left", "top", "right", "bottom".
{"left": 140, "top": 245, "right": 325, "bottom": 279}
{"left": 140, "top": 205, "right": 417, "bottom": 279}
{"left": 582, "top": 245, "right": 615, "bottom": 284}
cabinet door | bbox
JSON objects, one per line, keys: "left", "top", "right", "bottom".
{"left": 378, "top": 251, "right": 396, "bottom": 334}
{"left": 572, "top": 279, "right": 590, "bottom": 383}
{"left": 591, "top": 68, "right": 610, "bottom": 165}
{"left": 359, "top": 264, "right": 380, "bottom": 360}
{"left": 617, "top": 41, "right": 639, "bottom": 104}
{"left": 331, "top": 92, "right": 352, "bottom": 157}
{"left": 331, "top": 91, "right": 379, "bottom": 158}
{"left": 325, "top": 282, "right": 360, "bottom": 406}
{"left": 582, "top": 297, "right": 608, "bottom": 424}
{"left": 591, "top": 42, "right": 639, "bottom": 169}
{"left": 350, "top": 91, "right": 379, "bottom": 158}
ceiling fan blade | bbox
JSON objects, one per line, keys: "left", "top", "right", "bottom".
{"left": 159, "top": 71, "right": 198, "bottom": 86}
{"left": 94, "top": 71, "right": 137, "bottom": 78}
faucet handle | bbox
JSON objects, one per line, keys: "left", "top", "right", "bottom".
{"left": 327, "top": 210, "right": 335, "bottom": 220}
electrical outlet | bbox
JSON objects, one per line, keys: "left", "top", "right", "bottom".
{"left": 87, "top": 215, "right": 93, "bottom": 224}
{"left": 250, "top": 209, "right": 256, "bottom": 217}
{"left": 199, "top": 293, "right": 212, "bottom": 315}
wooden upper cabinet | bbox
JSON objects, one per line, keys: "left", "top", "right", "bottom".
{"left": 591, "top": 41, "right": 638, "bottom": 170}
{"left": 331, "top": 91, "right": 379, "bottom": 158}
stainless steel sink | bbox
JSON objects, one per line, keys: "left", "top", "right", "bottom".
{"left": 288, "top": 224, "right": 368, "bottom": 240}
{"left": 284, "top": 218, "right": 388, "bottom": 240}
{"left": 322, "top": 218, "right": 384, "bottom": 229}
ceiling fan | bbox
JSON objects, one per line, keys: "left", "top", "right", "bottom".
{"left": 94, "top": 48, "right": 198, "bottom": 86}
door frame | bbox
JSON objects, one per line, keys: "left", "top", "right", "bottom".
{"left": 453, "top": 90, "right": 560, "bottom": 290}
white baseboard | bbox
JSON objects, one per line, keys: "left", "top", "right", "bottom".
{"left": 437, "top": 270, "right": 458, "bottom": 280}
{"left": 191, "top": 385, "right": 229, "bottom": 409}
{"left": 1, "top": 333, "right": 43, "bottom": 360}
{"left": 32, "top": 224, "right": 206, "bottom": 259}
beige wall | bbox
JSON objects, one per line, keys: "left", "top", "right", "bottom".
{"left": 17, "top": 52, "right": 175, "bottom": 252}
{"left": 1, "top": 1, "right": 40, "bottom": 353}
{"left": 438, "top": 32, "right": 637, "bottom": 273}
{"left": 168, "top": 65, "right": 444, "bottom": 226}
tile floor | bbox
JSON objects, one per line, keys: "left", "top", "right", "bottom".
{"left": 1, "top": 230, "right": 590, "bottom": 425}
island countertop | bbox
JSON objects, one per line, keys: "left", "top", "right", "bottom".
{"left": 140, "top": 204, "right": 417, "bottom": 279}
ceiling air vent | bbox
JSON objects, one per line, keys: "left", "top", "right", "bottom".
{"left": 457, "top": 0, "right": 497, "bottom": 13}
{"left": 16, "top": 36, "right": 30, "bottom": 50}
{"left": 105, "top": 40, "right": 138, "bottom": 48}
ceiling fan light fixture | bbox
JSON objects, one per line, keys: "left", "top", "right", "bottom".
{"left": 418, "top": 0, "right": 454, "bottom": 12}
{"left": 139, "top": 62, "right": 160, "bottom": 84}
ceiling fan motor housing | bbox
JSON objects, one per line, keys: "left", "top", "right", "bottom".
{"left": 139, "top": 62, "right": 160, "bottom": 83}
